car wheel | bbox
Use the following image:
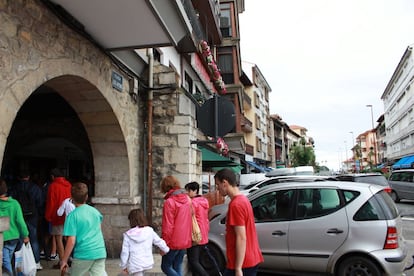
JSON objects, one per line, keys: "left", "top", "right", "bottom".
{"left": 200, "top": 243, "right": 225, "bottom": 276}
{"left": 337, "top": 256, "right": 382, "bottom": 276}
{"left": 391, "top": 191, "right": 400, "bottom": 203}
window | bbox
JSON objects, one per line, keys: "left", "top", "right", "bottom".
{"left": 251, "top": 190, "right": 293, "bottom": 222}
{"left": 217, "top": 47, "right": 234, "bottom": 84}
{"left": 297, "top": 188, "right": 340, "bottom": 218}
{"left": 220, "top": 4, "right": 232, "bottom": 37}
{"left": 184, "top": 72, "right": 193, "bottom": 93}
{"left": 255, "top": 114, "right": 260, "bottom": 130}
{"left": 354, "top": 191, "right": 398, "bottom": 221}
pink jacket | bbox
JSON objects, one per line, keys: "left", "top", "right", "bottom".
{"left": 162, "top": 189, "right": 192, "bottom": 250}
{"left": 192, "top": 196, "right": 209, "bottom": 245}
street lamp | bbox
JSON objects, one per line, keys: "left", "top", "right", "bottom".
{"left": 349, "top": 131, "right": 355, "bottom": 172}
{"left": 366, "top": 104, "right": 377, "bottom": 166}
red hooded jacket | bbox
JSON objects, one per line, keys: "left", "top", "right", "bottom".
{"left": 192, "top": 196, "right": 209, "bottom": 245}
{"left": 162, "top": 188, "right": 192, "bottom": 250}
{"left": 45, "top": 177, "right": 72, "bottom": 226}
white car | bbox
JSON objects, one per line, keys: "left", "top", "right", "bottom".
{"left": 240, "top": 175, "right": 337, "bottom": 195}
{"left": 204, "top": 181, "right": 409, "bottom": 276}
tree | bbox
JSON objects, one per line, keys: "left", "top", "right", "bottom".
{"left": 289, "top": 137, "right": 316, "bottom": 167}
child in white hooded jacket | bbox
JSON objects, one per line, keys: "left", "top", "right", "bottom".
{"left": 120, "top": 208, "right": 169, "bottom": 276}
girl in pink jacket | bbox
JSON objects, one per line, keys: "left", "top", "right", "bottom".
{"left": 185, "top": 181, "right": 210, "bottom": 276}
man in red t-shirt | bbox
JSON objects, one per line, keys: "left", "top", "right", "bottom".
{"left": 214, "top": 169, "right": 263, "bottom": 276}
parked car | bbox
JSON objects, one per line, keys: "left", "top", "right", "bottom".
{"left": 241, "top": 175, "right": 337, "bottom": 195}
{"left": 335, "top": 173, "right": 392, "bottom": 193}
{"left": 388, "top": 169, "right": 414, "bottom": 202}
{"left": 204, "top": 181, "right": 408, "bottom": 276}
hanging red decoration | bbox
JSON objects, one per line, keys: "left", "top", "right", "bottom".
{"left": 199, "top": 40, "right": 227, "bottom": 95}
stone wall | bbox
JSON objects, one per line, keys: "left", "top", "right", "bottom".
{"left": 1, "top": 0, "right": 141, "bottom": 257}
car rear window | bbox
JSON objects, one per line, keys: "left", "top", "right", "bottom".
{"left": 354, "top": 175, "right": 388, "bottom": 186}
{"left": 354, "top": 191, "right": 399, "bottom": 221}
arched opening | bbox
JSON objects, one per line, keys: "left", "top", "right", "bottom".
{"left": 2, "top": 85, "right": 94, "bottom": 193}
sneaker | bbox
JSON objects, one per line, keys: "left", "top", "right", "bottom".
{"left": 40, "top": 251, "right": 46, "bottom": 259}
{"left": 36, "top": 262, "right": 43, "bottom": 270}
{"left": 50, "top": 254, "right": 59, "bottom": 261}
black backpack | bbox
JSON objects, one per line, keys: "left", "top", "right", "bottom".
{"left": 14, "top": 183, "right": 36, "bottom": 218}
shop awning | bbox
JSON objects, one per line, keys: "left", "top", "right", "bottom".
{"left": 392, "top": 155, "right": 414, "bottom": 169}
{"left": 200, "top": 147, "right": 242, "bottom": 170}
{"left": 245, "top": 161, "right": 272, "bottom": 173}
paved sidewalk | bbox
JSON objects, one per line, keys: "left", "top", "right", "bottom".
{"left": 37, "top": 254, "right": 166, "bottom": 276}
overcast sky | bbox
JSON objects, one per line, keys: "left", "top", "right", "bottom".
{"left": 239, "top": 0, "right": 414, "bottom": 171}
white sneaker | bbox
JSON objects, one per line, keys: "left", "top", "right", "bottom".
{"left": 36, "top": 262, "right": 43, "bottom": 270}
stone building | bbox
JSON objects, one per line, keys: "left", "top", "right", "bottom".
{"left": 1, "top": 0, "right": 223, "bottom": 257}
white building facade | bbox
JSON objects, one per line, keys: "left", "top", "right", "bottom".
{"left": 381, "top": 46, "right": 414, "bottom": 162}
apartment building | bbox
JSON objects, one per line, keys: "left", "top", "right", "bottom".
{"left": 271, "top": 115, "right": 301, "bottom": 168}
{"left": 381, "top": 45, "right": 414, "bottom": 166}
{"left": 242, "top": 62, "right": 274, "bottom": 170}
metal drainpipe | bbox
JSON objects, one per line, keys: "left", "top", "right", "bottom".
{"left": 147, "top": 48, "right": 154, "bottom": 224}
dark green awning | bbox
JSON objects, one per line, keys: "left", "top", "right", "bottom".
{"left": 199, "top": 147, "right": 242, "bottom": 172}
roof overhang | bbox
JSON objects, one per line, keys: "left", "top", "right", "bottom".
{"left": 47, "top": 0, "right": 197, "bottom": 53}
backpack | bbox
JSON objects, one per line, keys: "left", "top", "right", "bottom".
{"left": 14, "top": 183, "right": 36, "bottom": 218}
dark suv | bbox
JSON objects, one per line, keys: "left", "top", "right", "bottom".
{"left": 335, "top": 173, "right": 392, "bottom": 193}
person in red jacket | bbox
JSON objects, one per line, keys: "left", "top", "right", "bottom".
{"left": 44, "top": 168, "right": 71, "bottom": 267}
{"left": 160, "top": 175, "right": 192, "bottom": 276}
{"left": 185, "top": 181, "right": 209, "bottom": 276}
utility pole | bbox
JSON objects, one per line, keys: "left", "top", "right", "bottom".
{"left": 366, "top": 105, "right": 377, "bottom": 166}
{"left": 344, "top": 141, "right": 348, "bottom": 172}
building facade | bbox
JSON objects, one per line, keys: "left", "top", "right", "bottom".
{"left": 381, "top": 45, "right": 414, "bottom": 163}
{"left": 242, "top": 62, "right": 274, "bottom": 170}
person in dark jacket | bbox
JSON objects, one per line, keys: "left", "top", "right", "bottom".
{"left": 9, "top": 170, "right": 43, "bottom": 270}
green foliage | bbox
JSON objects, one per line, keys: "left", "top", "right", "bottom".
{"left": 290, "top": 138, "right": 316, "bottom": 167}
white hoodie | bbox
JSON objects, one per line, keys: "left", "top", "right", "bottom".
{"left": 120, "top": 226, "right": 169, "bottom": 274}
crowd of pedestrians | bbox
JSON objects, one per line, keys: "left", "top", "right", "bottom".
{"left": 1, "top": 168, "right": 263, "bottom": 276}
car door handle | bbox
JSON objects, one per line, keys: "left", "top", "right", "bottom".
{"left": 327, "top": 228, "right": 344, "bottom": 234}
{"left": 272, "top": 230, "right": 287, "bottom": 236}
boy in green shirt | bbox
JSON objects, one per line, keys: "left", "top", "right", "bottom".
{"left": 60, "top": 182, "right": 107, "bottom": 275}
{"left": 0, "top": 178, "right": 30, "bottom": 275}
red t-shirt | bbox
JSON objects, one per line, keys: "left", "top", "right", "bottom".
{"left": 225, "top": 194, "right": 264, "bottom": 269}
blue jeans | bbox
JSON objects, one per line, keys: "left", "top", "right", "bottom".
{"left": 2, "top": 239, "right": 19, "bottom": 275}
{"left": 161, "top": 249, "right": 185, "bottom": 276}
{"left": 26, "top": 220, "right": 40, "bottom": 263}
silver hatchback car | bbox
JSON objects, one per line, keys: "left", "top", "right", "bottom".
{"left": 388, "top": 169, "right": 414, "bottom": 202}
{"left": 205, "top": 181, "right": 408, "bottom": 276}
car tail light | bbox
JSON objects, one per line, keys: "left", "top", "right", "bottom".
{"left": 383, "top": 186, "right": 392, "bottom": 194}
{"left": 384, "top": 226, "right": 399, "bottom": 249}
